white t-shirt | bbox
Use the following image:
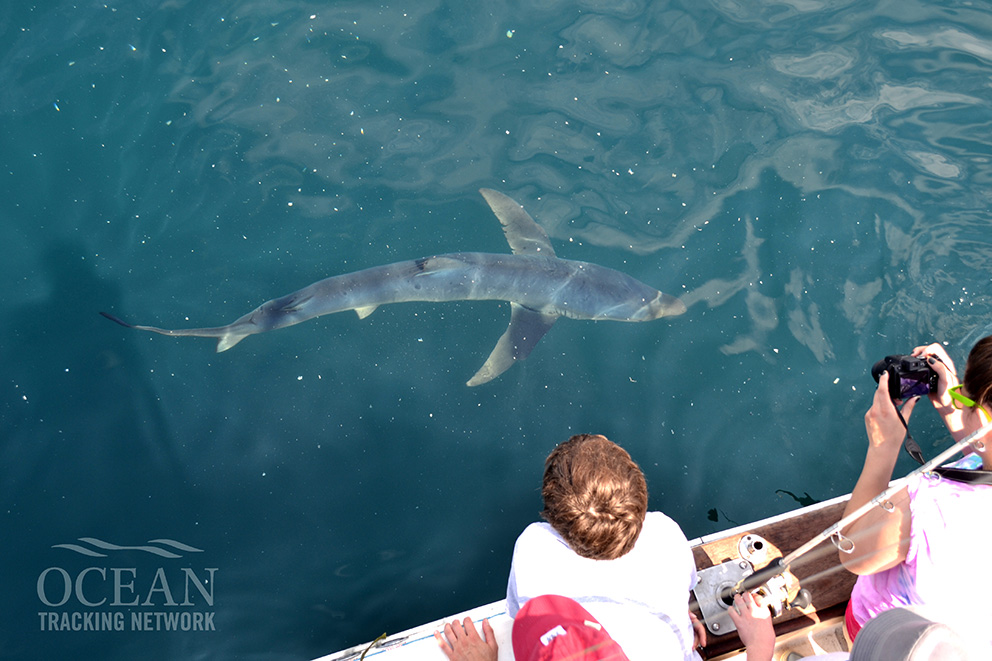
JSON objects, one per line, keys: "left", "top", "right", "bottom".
{"left": 506, "top": 511, "right": 700, "bottom": 660}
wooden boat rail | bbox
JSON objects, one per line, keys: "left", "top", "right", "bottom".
{"left": 689, "top": 494, "right": 856, "bottom": 658}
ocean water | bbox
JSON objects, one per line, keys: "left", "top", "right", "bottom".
{"left": 2, "top": 0, "right": 992, "bottom": 659}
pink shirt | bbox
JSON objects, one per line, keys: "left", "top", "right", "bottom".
{"left": 850, "top": 456, "right": 992, "bottom": 650}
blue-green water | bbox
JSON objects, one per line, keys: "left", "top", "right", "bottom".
{"left": 3, "top": 1, "right": 992, "bottom": 659}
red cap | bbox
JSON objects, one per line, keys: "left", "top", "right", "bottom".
{"left": 511, "top": 595, "right": 630, "bottom": 661}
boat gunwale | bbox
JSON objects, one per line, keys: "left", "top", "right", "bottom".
{"left": 316, "top": 494, "right": 856, "bottom": 661}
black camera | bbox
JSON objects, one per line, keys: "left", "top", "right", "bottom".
{"left": 871, "top": 355, "right": 939, "bottom": 400}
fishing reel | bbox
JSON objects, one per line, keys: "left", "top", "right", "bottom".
{"left": 692, "top": 534, "right": 812, "bottom": 636}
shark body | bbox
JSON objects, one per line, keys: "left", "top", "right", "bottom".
{"left": 103, "top": 189, "right": 685, "bottom": 385}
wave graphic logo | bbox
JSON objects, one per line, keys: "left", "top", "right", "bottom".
{"left": 52, "top": 538, "right": 203, "bottom": 559}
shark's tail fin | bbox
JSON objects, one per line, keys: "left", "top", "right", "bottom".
{"left": 100, "top": 311, "right": 250, "bottom": 352}
{"left": 100, "top": 311, "right": 135, "bottom": 328}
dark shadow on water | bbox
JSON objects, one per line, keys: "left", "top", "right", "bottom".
{"left": 0, "top": 239, "right": 185, "bottom": 503}
{"left": 0, "top": 240, "right": 195, "bottom": 660}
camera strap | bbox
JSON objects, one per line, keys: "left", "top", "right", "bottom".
{"left": 894, "top": 406, "right": 925, "bottom": 465}
{"left": 900, "top": 416, "right": 992, "bottom": 485}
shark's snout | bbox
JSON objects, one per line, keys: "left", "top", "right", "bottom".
{"left": 639, "top": 292, "right": 686, "bottom": 320}
{"left": 662, "top": 293, "right": 687, "bottom": 316}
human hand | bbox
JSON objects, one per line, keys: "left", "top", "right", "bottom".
{"left": 911, "top": 343, "right": 959, "bottom": 406}
{"left": 911, "top": 342, "right": 971, "bottom": 438}
{"left": 689, "top": 610, "right": 707, "bottom": 650}
{"left": 865, "top": 372, "right": 918, "bottom": 451}
{"left": 434, "top": 617, "right": 498, "bottom": 661}
{"left": 911, "top": 342, "right": 956, "bottom": 374}
{"left": 727, "top": 592, "right": 774, "bottom": 660}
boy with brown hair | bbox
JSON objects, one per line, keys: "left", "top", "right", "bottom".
{"left": 540, "top": 433, "right": 649, "bottom": 560}
{"left": 506, "top": 434, "right": 703, "bottom": 660}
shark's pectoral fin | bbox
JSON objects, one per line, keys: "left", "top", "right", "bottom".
{"left": 467, "top": 303, "right": 558, "bottom": 386}
{"left": 479, "top": 189, "right": 556, "bottom": 258}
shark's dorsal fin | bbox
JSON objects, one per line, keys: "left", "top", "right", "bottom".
{"left": 479, "top": 189, "right": 556, "bottom": 257}
{"left": 467, "top": 302, "right": 558, "bottom": 386}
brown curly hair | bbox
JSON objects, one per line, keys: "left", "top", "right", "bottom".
{"left": 541, "top": 434, "right": 648, "bottom": 560}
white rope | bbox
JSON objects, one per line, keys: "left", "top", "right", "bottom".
{"left": 780, "top": 421, "right": 992, "bottom": 568}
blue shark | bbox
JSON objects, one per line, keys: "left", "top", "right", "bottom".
{"left": 102, "top": 189, "right": 685, "bottom": 385}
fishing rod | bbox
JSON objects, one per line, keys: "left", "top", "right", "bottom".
{"left": 727, "top": 420, "right": 992, "bottom": 597}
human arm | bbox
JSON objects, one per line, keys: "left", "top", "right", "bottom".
{"left": 434, "top": 617, "right": 498, "bottom": 661}
{"left": 838, "top": 372, "right": 913, "bottom": 575}
{"left": 726, "top": 592, "right": 774, "bottom": 661}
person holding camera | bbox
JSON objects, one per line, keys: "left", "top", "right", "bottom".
{"left": 839, "top": 337, "right": 992, "bottom": 652}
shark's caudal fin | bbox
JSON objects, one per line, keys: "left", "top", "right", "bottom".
{"left": 100, "top": 311, "right": 249, "bottom": 353}
{"left": 479, "top": 189, "right": 556, "bottom": 257}
{"left": 467, "top": 303, "right": 558, "bottom": 386}
{"left": 99, "top": 311, "right": 136, "bottom": 328}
